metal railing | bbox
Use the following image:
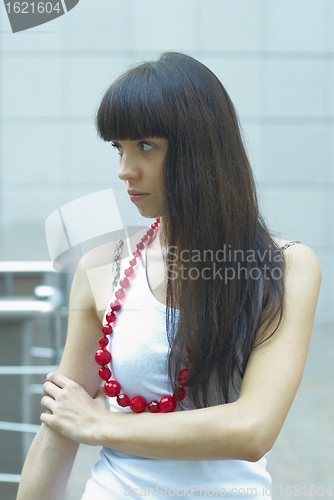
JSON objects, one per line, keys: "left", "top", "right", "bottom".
{"left": 0, "top": 262, "right": 66, "bottom": 484}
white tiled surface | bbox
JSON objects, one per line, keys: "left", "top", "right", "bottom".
{"left": 330, "top": 123, "right": 334, "bottom": 183}
{"left": 258, "top": 189, "right": 326, "bottom": 248}
{"left": 265, "top": 0, "right": 328, "bottom": 52}
{"left": 1, "top": 58, "right": 64, "bottom": 117}
{"left": 66, "top": 58, "right": 127, "bottom": 117}
{"left": 65, "top": 125, "right": 117, "bottom": 183}
{"left": 325, "top": 192, "right": 334, "bottom": 248}
{"left": 0, "top": 0, "right": 333, "bottom": 320}
{"left": 259, "top": 126, "right": 330, "bottom": 183}
{"left": 316, "top": 253, "right": 334, "bottom": 320}
{"left": 1, "top": 186, "right": 66, "bottom": 225}
{"left": 199, "top": 0, "right": 263, "bottom": 52}
{"left": 62, "top": 0, "right": 129, "bottom": 51}
{"left": 2, "top": 125, "right": 65, "bottom": 183}
{"left": 262, "top": 61, "right": 327, "bottom": 118}
{"left": 326, "top": 61, "right": 334, "bottom": 122}
{"left": 133, "top": 0, "right": 197, "bottom": 52}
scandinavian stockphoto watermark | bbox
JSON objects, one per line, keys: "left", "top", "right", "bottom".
{"left": 3, "top": 0, "right": 80, "bottom": 33}
{"left": 166, "top": 246, "right": 284, "bottom": 282}
{"left": 124, "top": 484, "right": 272, "bottom": 497}
{"left": 123, "top": 484, "right": 333, "bottom": 497}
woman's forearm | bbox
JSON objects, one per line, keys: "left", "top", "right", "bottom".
{"left": 16, "top": 423, "right": 79, "bottom": 500}
{"left": 95, "top": 401, "right": 262, "bottom": 462}
{"left": 40, "top": 372, "right": 262, "bottom": 462}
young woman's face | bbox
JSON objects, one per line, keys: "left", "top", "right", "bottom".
{"left": 111, "top": 137, "right": 168, "bottom": 219}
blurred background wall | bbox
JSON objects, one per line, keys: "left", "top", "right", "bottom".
{"left": 0, "top": 1, "right": 333, "bottom": 499}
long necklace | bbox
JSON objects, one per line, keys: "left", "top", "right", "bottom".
{"left": 94, "top": 217, "right": 189, "bottom": 413}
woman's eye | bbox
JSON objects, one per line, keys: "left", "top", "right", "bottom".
{"left": 111, "top": 142, "right": 123, "bottom": 155}
{"left": 140, "top": 142, "right": 153, "bottom": 152}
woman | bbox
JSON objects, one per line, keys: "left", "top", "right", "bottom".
{"left": 17, "top": 53, "right": 321, "bottom": 499}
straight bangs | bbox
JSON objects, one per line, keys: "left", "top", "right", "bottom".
{"left": 96, "top": 64, "right": 171, "bottom": 141}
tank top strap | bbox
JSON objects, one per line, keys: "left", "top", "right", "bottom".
{"left": 279, "top": 240, "right": 301, "bottom": 253}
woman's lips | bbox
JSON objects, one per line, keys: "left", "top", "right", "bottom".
{"left": 128, "top": 191, "right": 150, "bottom": 203}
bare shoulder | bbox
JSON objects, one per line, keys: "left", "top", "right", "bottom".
{"left": 68, "top": 264, "right": 96, "bottom": 311}
{"left": 273, "top": 239, "right": 321, "bottom": 280}
{"left": 256, "top": 241, "right": 322, "bottom": 345}
{"left": 69, "top": 245, "right": 113, "bottom": 324}
{"left": 281, "top": 242, "right": 321, "bottom": 283}
{"left": 277, "top": 243, "right": 321, "bottom": 336}
{"left": 70, "top": 235, "right": 136, "bottom": 322}
{"left": 69, "top": 229, "right": 149, "bottom": 321}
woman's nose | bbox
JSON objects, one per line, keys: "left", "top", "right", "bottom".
{"left": 117, "top": 153, "right": 141, "bottom": 181}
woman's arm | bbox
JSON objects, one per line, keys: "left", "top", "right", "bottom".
{"left": 16, "top": 268, "right": 103, "bottom": 500}
{"left": 39, "top": 243, "right": 321, "bottom": 462}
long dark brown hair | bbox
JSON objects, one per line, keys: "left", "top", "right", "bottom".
{"left": 96, "top": 52, "right": 284, "bottom": 408}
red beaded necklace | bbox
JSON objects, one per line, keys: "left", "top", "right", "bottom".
{"left": 95, "top": 217, "right": 189, "bottom": 413}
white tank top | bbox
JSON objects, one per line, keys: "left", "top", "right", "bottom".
{"left": 81, "top": 244, "right": 272, "bottom": 499}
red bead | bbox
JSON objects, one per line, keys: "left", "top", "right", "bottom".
{"left": 125, "top": 267, "right": 135, "bottom": 278}
{"left": 179, "top": 369, "right": 189, "bottom": 386}
{"left": 110, "top": 300, "right": 121, "bottom": 311}
{"left": 159, "top": 395, "right": 176, "bottom": 413}
{"left": 156, "top": 217, "right": 160, "bottom": 223}
{"left": 146, "top": 228, "right": 154, "bottom": 237}
{"left": 117, "top": 393, "right": 130, "bottom": 407}
{"left": 115, "top": 288, "right": 125, "bottom": 300}
{"left": 129, "top": 258, "right": 137, "bottom": 267}
{"left": 99, "top": 336, "right": 109, "bottom": 347}
{"left": 133, "top": 251, "right": 140, "bottom": 258}
{"left": 101, "top": 324, "right": 113, "bottom": 335}
{"left": 106, "top": 311, "right": 116, "bottom": 323}
{"left": 95, "top": 349, "right": 111, "bottom": 366}
{"left": 151, "top": 222, "right": 158, "bottom": 230}
{"left": 99, "top": 366, "right": 112, "bottom": 381}
{"left": 141, "top": 235, "right": 148, "bottom": 242}
{"left": 103, "top": 380, "right": 121, "bottom": 397}
{"left": 148, "top": 400, "right": 160, "bottom": 413}
{"left": 136, "top": 241, "right": 144, "bottom": 250}
{"left": 178, "top": 386, "right": 186, "bottom": 400}
{"left": 120, "top": 277, "right": 130, "bottom": 288}
{"left": 130, "top": 396, "right": 147, "bottom": 413}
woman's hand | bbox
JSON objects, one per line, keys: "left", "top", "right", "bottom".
{"left": 40, "top": 372, "right": 108, "bottom": 445}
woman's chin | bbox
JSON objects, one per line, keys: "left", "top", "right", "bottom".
{"left": 135, "top": 208, "right": 162, "bottom": 220}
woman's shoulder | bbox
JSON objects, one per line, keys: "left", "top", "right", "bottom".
{"left": 71, "top": 241, "right": 116, "bottom": 323}
{"left": 273, "top": 237, "right": 319, "bottom": 259}
{"left": 72, "top": 229, "right": 144, "bottom": 321}
{"left": 272, "top": 238, "right": 321, "bottom": 289}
